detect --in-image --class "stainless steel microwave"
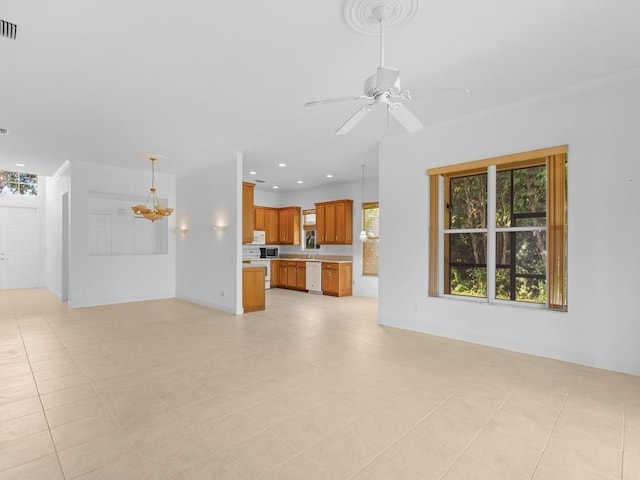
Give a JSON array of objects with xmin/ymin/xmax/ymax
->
[{"xmin": 260, "ymin": 247, "xmax": 278, "ymax": 258}]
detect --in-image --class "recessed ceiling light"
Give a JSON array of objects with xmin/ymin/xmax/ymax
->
[
  {"xmin": 326, "ymin": 174, "xmax": 333, "ymax": 178},
  {"xmin": 15, "ymin": 163, "xmax": 25, "ymax": 167},
  {"xmin": 297, "ymin": 180, "xmax": 303, "ymax": 184},
  {"xmin": 278, "ymin": 163, "xmax": 286, "ymax": 167},
  {"xmin": 272, "ymin": 185, "xmax": 279, "ymax": 189},
  {"xmin": 249, "ymin": 171, "xmax": 257, "ymax": 175}
]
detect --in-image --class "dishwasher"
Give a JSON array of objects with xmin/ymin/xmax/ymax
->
[{"xmin": 306, "ymin": 261, "xmax": 322, "ymax": 294}]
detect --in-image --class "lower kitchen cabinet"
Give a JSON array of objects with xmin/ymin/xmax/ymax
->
[
  {"xmin": 243, "ymin": 266, "xmax": 265, "ymax": 312},
  {"xmin": 295, "ymin": 262, "xmax": 307, "ymax": 289},
  {"xmin": 270, "ymin": 260, "xmax": 279, "ymax": 287},
  {"xmin": 321, "ymin": 262, "xmax": 352, "ymax": 297},
  {"xmin": 277, "ymin": 260, "xmax": 307, "ymax": 291},
  {"xmin": 273, "ymin": 259, "xmax": 352, "ymax": 296}
]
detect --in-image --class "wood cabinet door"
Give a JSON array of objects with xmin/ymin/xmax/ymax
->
[
  {"xmin": 265, "ymin": 209, "xmax": 279, "ymax": 245},
  {"xmin": 279, "ymin": 264, "xmax": 288, "ymax": 286},
  {"xmin": 278, "ymin": 209, "xmax": 291, "ymax": 244},
  {"xmin": 321, "ymin": 267, "xmax": 331, "ymax": 293},
  {"xmin": 296, "ymin": 263, "xmax": 306, "ymax": 289},
  {"xmin": 243, "ymin": 267, "xmax": 265, "ymax": 312},
  {"xmin": 287, "ymin": 262, "xmax": 297, "ymax": 287},
  {"xmin": 242, "ymin": 183, "xmax": 255, "ymax": 244},
  {"xmin": 325, "ymin": 203, "xmax": 336, "ymax": 244},
  {"xmin": 334, "ymin": 201, "xmax": 352, "ymax": 244},
  {"xmin": 270, "ymin": 260, "xmax": 279, "ymax": 287},
  {"xmin": 254, "ymin": 207, "xmax": 265, "ymax": 231},
  {"xmin": 316, "ymin": 204, "xmax": 326, "ymax": 244},
  {"xmin": 322, "ymin": 264, "xmax": 339, "ymax": 294}
]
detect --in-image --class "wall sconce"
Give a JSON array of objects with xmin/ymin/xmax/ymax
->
[
  {"xmin": 211, "ymin": 224, "xmax": 228, "ymax": 232},
  {"xmin": 177, "ymin": 227, "xmax": 189, "ymax": 234}
]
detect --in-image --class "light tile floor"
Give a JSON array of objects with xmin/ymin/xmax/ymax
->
[{"xmin": 0, "ymin": 288, "xmax": 639, "ymax": 479}]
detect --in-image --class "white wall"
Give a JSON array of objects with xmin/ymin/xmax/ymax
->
[
  {"xmin": 175, "ymin": 158, "xmax": 242, "ymax": 314},
  {"xmin": 44, "ymin": 161, "xmax": 71, "ymax": 298},
  {"xmin": 67, "ymin": 161, "xmax": 176, "ymax": 307},
  {"xmin": 278, "ymin": 178, "xmax": 379, "ymax": 298},
  {"xmin": 254, "ymin": 189, "xmax": 281, "ymax": 207},
  {"xmin": 379, "ymin": 71, "xmax": 640, "ymax": 375}
]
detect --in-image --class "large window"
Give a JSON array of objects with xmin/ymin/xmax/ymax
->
[
  {"xmin": 362, "ymin": 202, "xmax": 379, "ymax": 276},
  {"xmin": 0, "ymin": 170, "xmax": 38, "ymax": 196},
  {"xmin": 428, "ymin": 146, "xmax": 567, "ymax": 310}
]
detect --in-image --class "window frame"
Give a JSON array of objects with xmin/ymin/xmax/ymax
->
[
  {"xmin": 0, "ymin": 170, "xmax": 39, "ymax": 196},
  {"xmin": 427, "ymin": 146, "xmax": 567, "ymax": 311},
  {"xmin": 362, "ymin": 201, "xmax": 379, "ymax": 276}
]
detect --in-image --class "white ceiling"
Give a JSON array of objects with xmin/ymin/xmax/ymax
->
[{"xmin": 2, "ymin": 0, "xmax": 640, "ymax": 192}]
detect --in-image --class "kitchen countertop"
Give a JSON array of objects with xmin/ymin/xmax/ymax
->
[
  {"xmin": 276, "ymin": 258, "xmax": 352, "ymax": 264},
  {"xmin": 278, "ymin": 254, "xmax": 352, "ymax": 262}
]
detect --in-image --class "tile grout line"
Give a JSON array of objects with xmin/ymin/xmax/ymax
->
[
  {"xmin": 526, "ymin": 378, "xmax": 571, "ymax": 480},
  {"xmin": 435, "ymin": 389, "xmax": 513, "ymax": 480},
  {"xmin": 345, "ymin": 392, "xmax": 454, "ymax": 480},
  {"xmin": 8, "ymin": 292, "xmax": 67, "ymax": 479},
  {"xmin": 254, "ymin": 371, "xmax": 435, "ymax": 479},
  {"xmin": 28, "ymin": 291, "xmax": 158, "ymax": 480}
]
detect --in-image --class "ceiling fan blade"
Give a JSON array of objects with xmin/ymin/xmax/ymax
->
[
  {"xmin": 305, "ymin": 96, "xmax": 369, "ymax": 107},
  {"xmin": 389, "ymin": 103, "xmax": 423, "ymax": 133},
  {"xmin": 376, "ymin": 67, "xmax": 400, "ymax": 90},
  {"xmin": 336, "ymin": 104, "xmax": 374, "ymax": 135}
]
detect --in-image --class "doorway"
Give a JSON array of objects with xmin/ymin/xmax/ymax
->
[{"xmin": 0, "ymin": 206, "xmax": 39, "ymax": 289}]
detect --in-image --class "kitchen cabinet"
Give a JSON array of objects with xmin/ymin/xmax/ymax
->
[
  {"xmin": 277, "ymin": 260, "xmax": 306, "ymax": 291},
  {"xmin": 242, "ymin": 182, "xmax": 255, "ymax": 244},
  {"xmin": 321, "ymin": 262, "xmax": 352, "ymax": 297},
  {"xmin": 254, "ymin": 206, "xmax": 265, "ymax": 231},
  {"xmin": 279, "ymin": 261, "xmax": 288, "ymax": 288},
  {"xmin": 254, "ymin": 206, "xmax": 280, "ymax": 245},
  {"xmin": 315, "ymin": 200, "xmax": 353, "ymax": 245},
  {"xmin": 265, "ymin": 208, "xmax": 279, "ymax": 245},
  {"xmin": 243, "ymin": 266, "xmax": 265, "ymax": 312},
  {"xmin": 287, "ymin": 261, "xmax": 297, "ymax": 287},
  {"xmin": 270, "ymin": 259, "xmax": 279, "ymax": 287},
  {"xmin": 295, "ymin": 262, "xmax": 307, "ymax": 290},
  {"xmin": 278, "ymin": 207, "xmax": 301, "ymax": 245}
]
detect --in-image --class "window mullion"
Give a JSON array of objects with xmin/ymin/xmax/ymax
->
[{"xmin": 487, "ymin": 165, "xmax": 497, "ymax": 302}]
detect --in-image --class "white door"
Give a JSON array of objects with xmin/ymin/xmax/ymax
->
[{"xmin": 0, "ymin": 206, "xmax": 39, "ymax": 289}]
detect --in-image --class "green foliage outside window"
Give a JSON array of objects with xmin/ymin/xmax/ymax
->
[
  {"xmin": 448, "ymin": 165, "xmax": 546, "ymax": 303},
  {"xmin": 0, "ymin": 170, "xmax": 38, "ymax": 196}
]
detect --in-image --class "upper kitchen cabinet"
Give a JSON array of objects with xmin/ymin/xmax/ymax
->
[
  {"xmin": 278, "ymin": 206, "xmax": 301, "ymax": 245},
  {"xmin": 255, "ymin": 206, "xmax": 279, "ymax": 245},
  {"xmin": 315, "ymin": 199, "xmax": 353, "ymax": 245},
  {"xmin": 242, "ymin": 182, "xmax": 255, "ymax": 244},
  {"xmin": 254, "ymin": 206, "xmax": 265, "ymax": 231}
]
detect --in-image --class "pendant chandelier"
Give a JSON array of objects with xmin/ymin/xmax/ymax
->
[
  {"xmin": 359, "ymin": 164, "xmax": 367, "ymax": 242},
  {"xmin": 131, "ymin": 154, "xmax": 174, "ymax": 222}
]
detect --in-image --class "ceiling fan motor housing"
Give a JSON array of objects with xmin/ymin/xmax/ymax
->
[{"xmin": 364, "ymin": 67, "xmax": 401, "ymax": 97}]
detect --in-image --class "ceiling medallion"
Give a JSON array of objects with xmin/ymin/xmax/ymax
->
[
  {"xmin": 343, "ymin": 0, "xmax": 419, "ymax": 35},
  {"xmin": 131, "ymin": 153, "xmax": 174, "ymax": 222}
]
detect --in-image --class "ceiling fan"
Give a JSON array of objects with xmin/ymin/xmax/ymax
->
[{"xmin": 305, "ymin": 3, "xmax": 469, "ymax": 136}]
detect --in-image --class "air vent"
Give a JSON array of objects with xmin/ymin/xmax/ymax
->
[
  {"xmin": 0, "ymin": 128, "xmax": 8, "ymax": 135},
  {"xmin": 1, "ymin": 20, "xmax": 17, "ymax": 39},
  {"xmin": 254, "ymin": 179, "xmax": 266, "ymax": 183}
]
